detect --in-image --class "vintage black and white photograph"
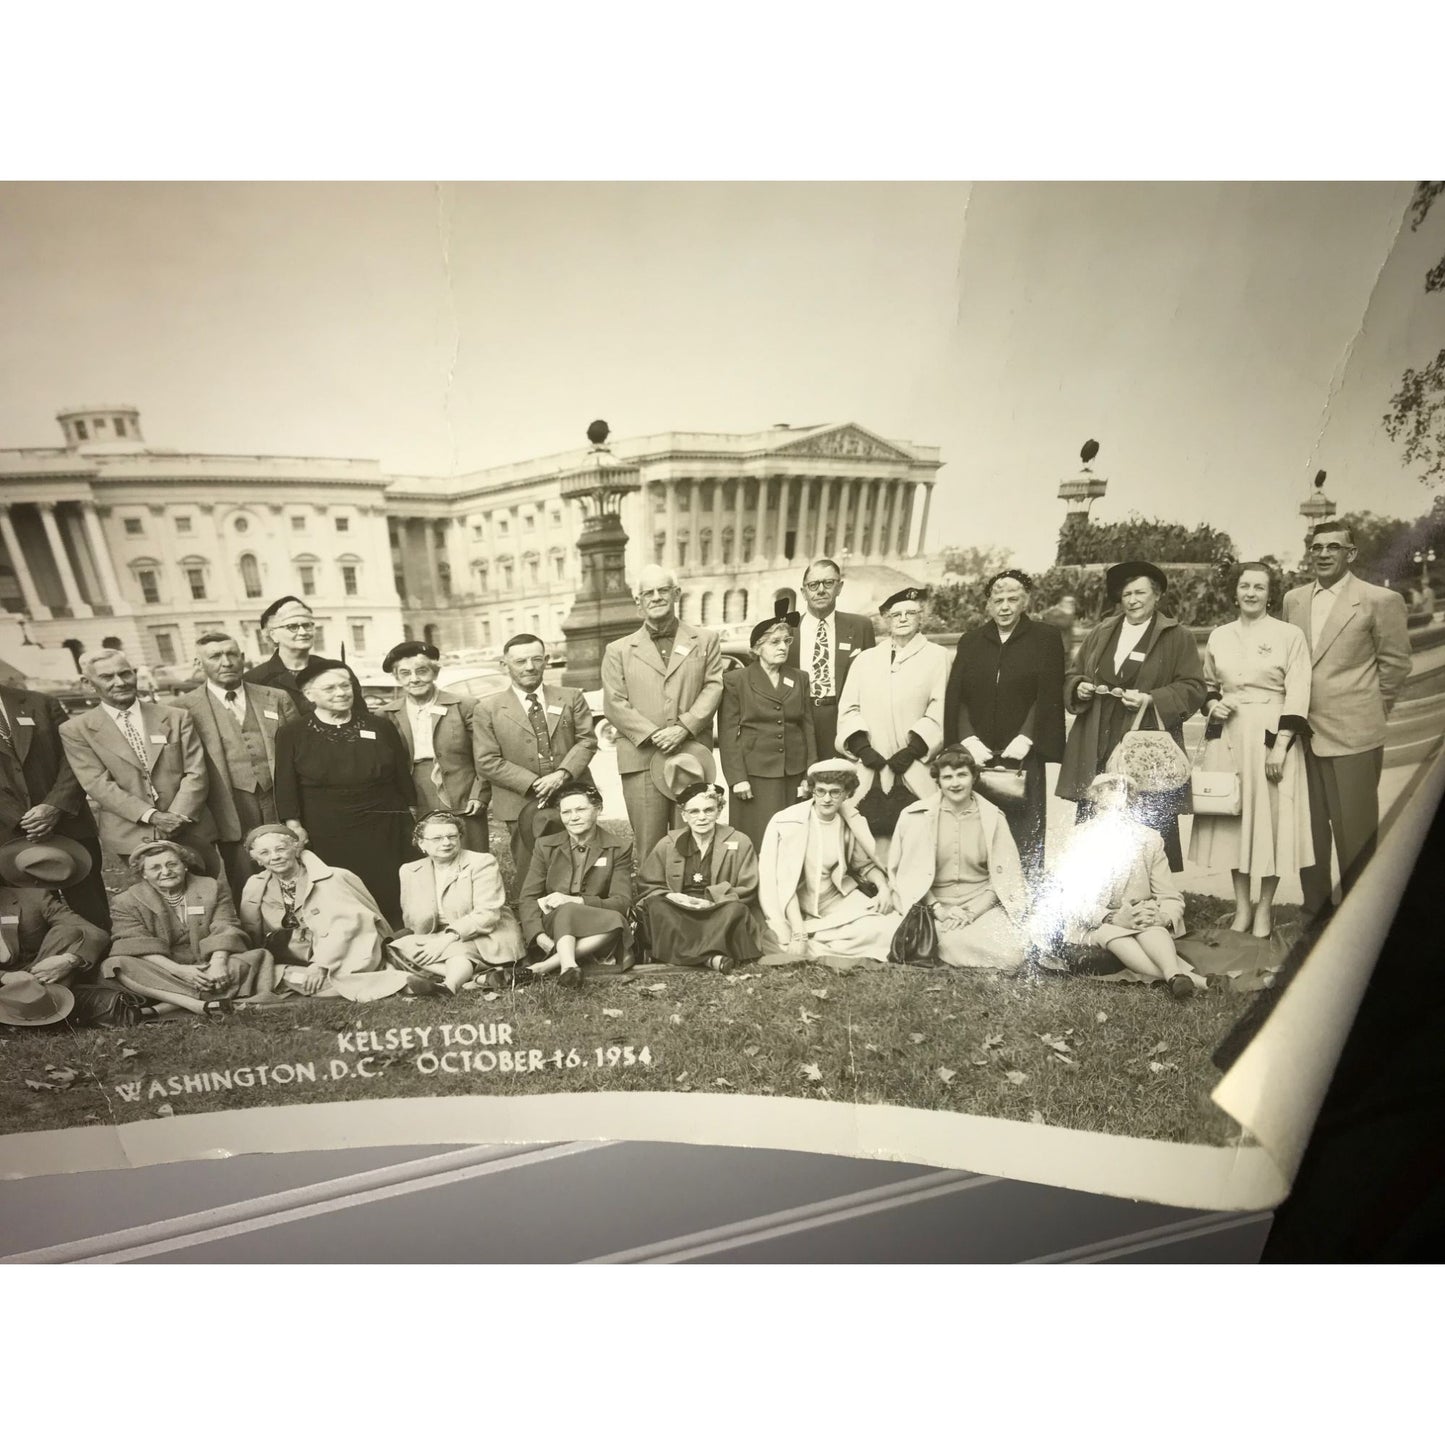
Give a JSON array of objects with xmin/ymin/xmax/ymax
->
[{"xmin": 2, "ymin": 181, "xmax": 1442, "ymax": 1204}]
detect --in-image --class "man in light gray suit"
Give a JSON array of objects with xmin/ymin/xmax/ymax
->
[
  {"xmin": 59, "ymin": 648, "xmax": 220, "ymax": 874},
  {"xmin": 472, "ymin": 633, "xmax": 598, "ymax": 880},
  {"xmin": 175, "ymin": 631, "xmax": 300, "ymax": 898},
  {"xmin": 601, "ymin": 565, "xmax": 725, "ymax": 864},
  {"xmin": 1283, "ymin": 521, "xmax": 1411, "ymax": 918}
]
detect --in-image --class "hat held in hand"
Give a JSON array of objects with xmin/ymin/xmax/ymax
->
[
  {"xmin": 0, "ymin": 835, "xmax": 94, "ymax": 888},
  {"xmin": 650, "ymin": 739, "xmax": 717, "ymax": 801},
  {"xmin": 0, "ymin": 972, "xmax": 75, "ymax": 1027}
]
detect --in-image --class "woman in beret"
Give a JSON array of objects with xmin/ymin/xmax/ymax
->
[
  {"xmin": 243, "ymin": 595, "xmax": 364, "ymax": 710},
  {"xmin": 273, "ymin": 665, "xmax": 416, "ymax": 926},
  {"xmin": 1055, "ymin": 561, "xmax": 1207, "ymax": 871},
  {"xmin": 718, "ymin": 602, "xmax": 817, "ymax": 853},
  {"xmin": 636, "ymin": 781, "xmax": 762, "ymax": 973},
  {"xmin": 375, "ymin": 640, "xmax": 490, "ymax": 854}
]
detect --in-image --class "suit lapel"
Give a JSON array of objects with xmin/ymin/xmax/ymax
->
[
  {"xmin": 1314, "ymin": 577, "xmax": 1359, "ymax": 662},
  {"xmin": 4, "ymin": 689, "xmax": 35, "ymax": 765},
  {"xmin": 630, "ymin": 630, "xmax": 666, "ymax": 678},
  {"xmin": 244, "ymin": 684, "xmax": 281, "ymax": 769},
  {"xmin": 663, "ymin": 625, "xmax": 694, "ymax": 681}
]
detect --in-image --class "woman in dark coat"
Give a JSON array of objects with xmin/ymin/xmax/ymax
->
[
  {"xmin": 636, "ymin": 781, "xmax": 763, "ymax": 972},
  {"xmin": 944, "ymin": 568, "xmax": 1066, "ymax": 881},
  {"xmin": 274, "ymin": 665, "xmax": 416, "ymax": 927},
  {"xmin": 1055, "ymin": 561, "xmax": 1207, "ymax": 871},
  {"xmin": 718, "ymin": 603, "xmax": 817, "ymax": 852}
]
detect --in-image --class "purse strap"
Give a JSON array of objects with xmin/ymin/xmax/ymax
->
[{"xmin": 1126, "ymin": 697, "xmax": 1163, "ymax": 733}]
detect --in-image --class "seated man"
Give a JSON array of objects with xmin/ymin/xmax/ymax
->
[
  {"xmin": 758, "ymin": 761, "xmax": 900, "ymax": 961},
  {"xmin": 0, "ymin": 837, "xmax": 109, "ymax": 987}
]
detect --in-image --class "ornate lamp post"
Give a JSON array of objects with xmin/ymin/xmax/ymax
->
[
  {"xmin": 559, "ymin": 420, "xmax": 642, "ymax": 690},
  {"xmin": 1057, "ymin": 438, "xmax": 1108, "ymax": 535},
  {"xmin": 1413, "ymin": 547, "xmax": 1436, "ymax": 596},
  {"xmin": 1299, "ymin": 468, "xmax": 1337, "ymax": 558}
]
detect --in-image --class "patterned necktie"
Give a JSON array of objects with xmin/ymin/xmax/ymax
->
[
  {"xmin": 116, "ymin": 708, "xmax": 160, "ymax": 803},
  {"xmin": 224, "ymin": 688, "xmax": 241, "ymax": 716},
  {"xmin": 811, "ymin": 618, "xmax": 832, "ymax": 698},
  {"xmin": 0, "ymin": 707, "xmax": 13, "ymax": 754},
  {"xmin": 526, "ymin": 693, "xmax": 555, "ymax": 770}
]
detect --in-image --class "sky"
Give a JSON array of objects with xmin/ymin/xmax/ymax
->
[{"xmin": 2, "ymin": 181, "xmax": 1441, "ymax": 570}]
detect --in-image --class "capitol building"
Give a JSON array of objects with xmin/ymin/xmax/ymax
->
[{"xmin": 0, "ymin": 405, "xmax": 941, "ymax": 675}]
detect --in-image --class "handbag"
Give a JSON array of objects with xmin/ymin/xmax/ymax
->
[
  {"xmin": 974, "ymin": 761, "xmax": 1027, "ymax": 811},
  {"xmin": 888, "ymin": 900, "xmax": 940, "ymax": 968},
  {"xmin": 856, "ymin": 772, "xmax": 917, "ymax": 838},
  {"xmin": 1190, "ymin": 734, "xmax": 1242, "ymax": 816},
  {"xmin": 1105, "ymin": 699, "xmax": 1192, "ymax": 794}
]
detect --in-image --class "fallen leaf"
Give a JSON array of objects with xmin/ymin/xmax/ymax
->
[
  {"xmin": 798, "ymin": 1062, "xmax": 823, "ymax": 1082},
  {"xmin": 642, "ymin": 984, "xmax": 667, "ymax": 995},
  {"xmin": 1149, "ymin": 1041, "xmax": 1169, "ymax": 1056},
  {"xmin": 675, "ymin": 1071, "xmax": 689, "ymax": 1083},
  {"xmin": 1029, "ymin": 1111, "xmax": 1046, "ymax": 1126},
  {"xmin": 743, "ymin": 1044, "xmax": 761, "ymax": 1057},
  {"xmin": 1095, "ymin": 1011, "xmax": 1108, "ymax": 1024},
  {"xmin": 982, "ymin": 1033, "xmax": 1004, "ymax": 1050},
  {"xmin": 909, "ymin": 1033, "xmax": 926, "ymax": 1045},
  {"xmin": 45, "ymin": 1065, "xmax": 79, "ymax": 1084},
  {"xmin": 863, "ymin": 1042, "xmax": 880, "ymax": 1053},
  {"xmin": 809, "ymin": 988, "xmax": 830, "ymax": 1000},
  {"xmin": 1038, "ymin": 1033, "xmax": 1072, "ymax": 1054},
  {"xmin": 1049, "ymin": 1052, "xmax": 1079, "ymax": 1068},
  {"xmin": 1004, "ymin": 1070, "xmax": 1029, "ymax": 1085},
  {"xmin": 924, "ymin": 985, "xmax": 944, "ymax": 994},
  {"xmin": 601, "ymin": 1008, "xmax": 623, "ymax": 1019},
  {"xmin": 669, "ymin": 1013, "xmax": 683, "ymax": 1025},
  {"xmin": 714, "ymin": 1078, "xmax": 734, "ymax": 1088},
  {"xmin": 119, "ymin": 1045, "xmax": 140, "ymax": 1059},
  {"xmin": 1148, "ymin": 1060, "xmax": 1178, "ymax": 1074},
  {"xmin": 482, "ymin": 991, "xmax": 500, "ymax": 1002},
  {"xmin": 936, "ymin": 1066, "xmax": 956, "ymax": 1084},
  {"xmin": 23, "ymin": 1079, "xmax": 56, "ymax": 1092}
]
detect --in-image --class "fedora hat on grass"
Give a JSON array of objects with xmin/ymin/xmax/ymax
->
[
  {"xmin": 0, "ymin": 835, "xmax": 94, "ymax": 889},
  {"xmin": 0, "ymin": 972, "xmax": 75, "ymax": 1027}
]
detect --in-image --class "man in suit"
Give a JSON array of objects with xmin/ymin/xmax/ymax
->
[
  {"xmin": 601, "ymin": 565, "xmax": 725, "ymax": 864},
  {"xmin": 243, "ymin": 595, "xmax": 362, "ymax": 710},
  {"xmin": 943, "ymin": 569, "xmax": 1066, "ymax": 880},
  {"xmin": 0, "ymin": 837, "xmax": 110, "ymax": 985},
  {"xmin": 175, "ymin": 631, "xmax": 300, "ymax": 898},
  {"xmin": 786, "ymin": 557, "xmax": 877, "ymax": 759},
  {"xmin": 0, "ymin": 681, "xmax": 110, "ymax": 929},
  {"xmin": 1283, "ymin": 521, "xmax": 1412, "ymax": 918},
  {"xmin": 472, "ymin": 633, "xmax": 598, "ymax": 880},
  {"xmin": 58, "ymin": 648, "xmax": 220, "ymax": 876}
]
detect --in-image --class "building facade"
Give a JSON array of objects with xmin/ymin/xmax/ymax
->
[{"xmin": 0, "ymin": 410, "xmax": 939, "ymax": 674}]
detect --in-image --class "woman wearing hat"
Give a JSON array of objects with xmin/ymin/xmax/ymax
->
[
  {"xmin": 0, "ymin": 835, "xmax": 109, "ymax": 991},
  {"xmin": 102, "ymin": 839, "xmax": 274, "ymax": 1018},
  {"xmin": 1056, "ymin": 561, "xmax": 1207, "ymax": 871},
  {"xmin": 239, "ymin": 823, "xmax": 413, "ymax": 1001},
  {"xmin": 636, "ymin": 781, "xmax": 762, "ymax": 973},
  {"xmin": 375, "ymin": 641, "xmax": 490, "ymax": 855},
  {"xmin": 759, "ymin": 761, "xmax": 899, "ymax": 961},
  {"xmin": 718, "ymin": 602, "xmax": 817, "ymax": 853},
  {"xmin": 244, "ymin": 595, "xmax": 364, "ymax": 710},
  {"xmin": 273, "ymin": 665, "xmax": 416, "ymax": 926},
  {"xmin": 517, "ymin": 782, "xmax": 634, "ymax": 989}
]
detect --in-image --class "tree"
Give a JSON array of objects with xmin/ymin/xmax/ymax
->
[
  {"xmin": 1383, "ymin": 182, "xmax": 1445, "ymax": 486},
  {"xmin": 1055, "ymin": 514, "xmax": 1236, "ymax": 567}
]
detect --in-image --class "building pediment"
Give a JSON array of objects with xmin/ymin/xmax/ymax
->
[{"xmin": 772, "ymin": 424, "xmax": 913, "ymax": 463}]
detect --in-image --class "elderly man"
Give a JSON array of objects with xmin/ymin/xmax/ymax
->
[
  {"xmin": 243, "ymin": 595, "xmax": 363, "ymax": 709},
  {"xmin": 59, "ymin": 648, "xmax": 220, "ymax": 875},
  {"xmin": 601, "ymin": 565, "xmax": 725, "ymax": 864},
  {"xmin": 836, "ymin": 587, "xmax": 949, "ymax": 857},
  {"xmin": 943, "ymin": 569, "xmax": 1066, "ymax": 880},
  {"xmin": 1283, "ymin": 521, "xmax": 1412, "ymax": 919},
  {"xmin": 175, "ymin": 631, "xmax": 300, "ymax": 898},
  {"xmin": 472, "ymin": 632, "xmax": 598, "ymax": 880},
  {"xmin": 786, "ymin": 556, "xmax": 877, "ymax": 760},
  {"xmin": 0, "ymin": 836, "xmax": 109, "ymax": 986},
  {"xmin": 0, "ymin": 679, "xmax": 110, "ymax": 929}
]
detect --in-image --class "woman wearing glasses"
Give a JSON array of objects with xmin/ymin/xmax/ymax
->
[{"xmin": 244, "ymin": 596, "xmax": 364, "ymax": 711}]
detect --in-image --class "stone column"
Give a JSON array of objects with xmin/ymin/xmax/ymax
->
[
  {"xmin": 894, "ymin": 482, "xmax": 916, "ymax": 558},
  {"xmin": 80, "ymin": 501, "xmax": 129, "ymax": 612},
  {"xmin": 0, "ymin": 505, "xmax": 50, "ymax": 618},
  {"xmin": 875, "ymin": 482, "xmax": 895, "ymax": 560},
  {"xmin": 38, "ymin": 502, "xmax": 91, "ymax": 617},
  {"xmin": 916, "ymin": 484, "xmax": 934, "ymax": 554},
  {"xmin": 799, "ymin": 476, "xmax": 820, "ymax": 563},
  {"xmin": 665, "ymin": 479, "xmax": 680, "ymax": 572},
  {"xmin": 837, "ymin": 478, "xmax": 856, "ymax": 561},
  {"xmin": 772, "ymin": 476, "xmax": 790, "ymax": 566},
  {"xmin": 731, "ymin": 477, "xmax": 747, "ymax": 567}
]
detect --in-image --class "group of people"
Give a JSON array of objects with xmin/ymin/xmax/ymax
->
[{"xmin": 0, "ymin": 519, "xmax": 1413, "ymax": 1028}]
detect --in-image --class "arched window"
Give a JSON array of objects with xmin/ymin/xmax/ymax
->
[
  {"xmin": 700, "ymin": 591, "xmax": 716, "ymax": 623},
  {"xmin": 723, "ymin": 588, "xmax": 744, "ymax": 624},
  {"xmin": 293, "ymin": 553, "xmax": 320, "ymax": 598},
  {"xmin": 179, "ymin": 555, "xmax": 209, "ymax": 602},
  {"xmin": 773, "ymin": 586, "xmax": 796, "ymax": 612},
  {"xmin": 737, "ymin": 588, "xmax": 748, "ymax": 618},
  {"xmin": 239, "ymin": 553, "xmax": 263, "ymax": 600}
]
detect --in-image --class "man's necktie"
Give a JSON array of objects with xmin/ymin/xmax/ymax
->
[
  {"xmin": 526, "ymin": 693, "xmax": 555, "ymax": 770},
  {"xmin": 117, "ymin": 711, "xmax": 160, "ymax": 803},
  {"xmin": 224, "ymin": 689, "xmax": 243, "ymax": 721},
  {"xmin": 811, "ymin": 620, "xmax": 832, "ymax": 698},
  {"xmin": 0, "ymin": 708, "xmax": 14, "ymax": 754}
]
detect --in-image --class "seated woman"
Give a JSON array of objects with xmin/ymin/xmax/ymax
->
[
  {"xmin": 1032, "ymin": 773, "xmax": 1207, "ymax": 999},
  {"xmin": 238, "ymin": 823, "xmax": 414, "ymax": 1001},
  {"xmin": 636, "ymin": 781, "xmax": 763, "ymax": 973},
  {"xmin": 758, "ymin": 761, "xmax": 900, "ymax": 961},
  {"xmin": 103, "ymin": 840, "xmax": 273, "ymax": 1019},
  {"xmin": 517, "ymin": 782, "xmax": 633, "ymax": 989},
  {"xmin": 889, "ymin": 745, "xmax": 1031, "ymax": 973},
  {"xmin": 391, "ymin": 811, "xmax": 524, "ymax": 993}
]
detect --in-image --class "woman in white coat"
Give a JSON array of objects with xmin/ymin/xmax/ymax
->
[{"xmin": 889, "ymin": 745, "xmax": 1031, "ymax": 972}]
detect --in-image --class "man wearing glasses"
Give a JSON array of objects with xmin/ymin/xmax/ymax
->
[
  {"xmin": 1283, "ymin": 522, "xmax": 1410, "ymax": 919},
  {"xmin": 786, "ymin": 558, "xmax": 876, "ymax": 760},
  {"xmin": 244, "ymin": 596, "xmax": 364, "ymax": 711}
]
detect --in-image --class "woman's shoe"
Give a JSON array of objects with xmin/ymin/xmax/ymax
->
[
  {"xmin": 1168, "ymin": 973, "xmax": 1197, "ymax": 1000},
  {"xmin": 705, "ymin": 954, "xmax": 735, "ymax": 974},
  {"xmin": 202, "ymin": 998, "xmax": 235, "ymax": 1017},
  {"xmin": 557, "ymin": 966, "xmax": 583, "ymax": 990}
]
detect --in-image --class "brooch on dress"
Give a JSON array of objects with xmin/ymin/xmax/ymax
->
[{"xmin": 691, "ymin": 871, "xmax": 705, "ymax": 884}]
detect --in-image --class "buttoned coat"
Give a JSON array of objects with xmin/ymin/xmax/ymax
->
[
  {"xmin": 242, "ymin": 651, "xmax": 364, "ymax": 711},
  {"xmin": 835, "ymin": 633, "xmax": 950, "ymax": 798},
  {"xmin": 601, "ymin": 623, "xmax": 725, "ymax": 774},
  {"xmin": 944, "ymin": 615, "xmax": 1067, "ymax": 761},
  {"xmin": 717, "ymin": 662, "xmax": 817, "ymax": 784},
  {"xmin": 60, "ymin": 701, "xmax": 218, "ymax": 857},
  {"xmin": 0, "ymin": 885, "xmax": 108, "ymax": 974},
  {"xmin": 240, "ymin": 852, "xmax": 391, "ymax": 969},
  {"xmin": 637, "ymin": 823, "xmax": 760, "ymax": 904},
  {"xmin": 757, "ymin": 800, "xmax": 889, "ymax": 943},
  {"xmin": 375, "ymin": 688, "xmax": 490, "ymax": 814},
  {"xmin": 174, "ymin": 681, "xmax": 299, "ymax": 842},
  {"xmin": 888, "ymin": 793, "xmax": 1030, "ymax": 923},
  {"xmin": 1282, "ymin": 573, "xmax": 1412, "ymax": 756},
  {"xmin": 398, "ymin": 850, "xmax": 522, "ymax": 958},
  {"xmin": 471, "ymin": 683, "xmax": 598, "ymax": 822},
  {"xmin": 107, "ymin": 873, "xmax": 251, "ymax": 961},
  {"xmin": 0, "ymin": 685, "xmax": 99, "ymax": 843},
  {"xmin": 517, "ymin": 826, "xmax": 634, "ymax": 942},
  {"xmin": 784, "ymin": 609, "xmax": 877, "ymax": 695}
]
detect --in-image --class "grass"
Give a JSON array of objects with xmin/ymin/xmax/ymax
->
[{"xmin": 0, "ymin": 817, "xmax": 1269, "ymax": 1147}]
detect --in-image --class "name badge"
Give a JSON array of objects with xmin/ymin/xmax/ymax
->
[
  {"xmin": 725, "ymin": 840, "xmax": 738, "ymax": 850},
  {"xmin": 839, "ymin": 643, "xmax": 853, "ymax": 653},
  {"xmin": 1, "ymin": 915, "xmax": 17, "ymax": 925},
  {"xmin": 782, "ymin": 676, "xmax": 795, "ymax": 688},
  {"xmin": 17, "ymin": 716, "xmax": 35, "ymax": 727},
  {"xmin": 264, "ymin": 710, "xmax": 279, "ymax": 720},
  {"xmin": 1128, "ymin": 651, "xmax": 1146, "ymax": 662},
  {"xmin": 187, "ymin": 906, "xmax": 205, "ymax": 915},
  {"xmin": 149, "ymin": 734, "xmax": 167, "ymax": 744},
  {"xmin": 359, "ymin": 729, "xmax": 377, "ymax": 740},
  {"xmin": 547, "ymin": 705, "xmax": 562, "ymax": 715},
  {"xmin": 674, "ymin": 644, "xmax": 691, "ymax": 657},
  {"xmin": 427, "ymin": 705, "xmax": 449, "ymax": 716},
  {"xmin": 592, "ymin": 857, "xmax": 608, "ymax": 869}
]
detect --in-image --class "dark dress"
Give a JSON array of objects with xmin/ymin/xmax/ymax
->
[
  {"xmin": 717, "ymin": 662, "xmax": 817, "ymax": 853},
  {"xmin": 273, "ymin": 711, "xmax": 416, "ymax": 926},
  {"xmin": 637, "ymin": 824, "xmax": 763, "ymax": 968}
]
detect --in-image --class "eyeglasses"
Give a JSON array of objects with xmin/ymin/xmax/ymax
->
[
  {"xmin": 803, "ymin": 578, "xmax": 841, "ymax": 592},
  {"xmin": 1308, "ymin": 544, "xmax": 1349, "ymax": 555},
  {"xmin": 890, "ymin": 609, "xmax": 923, "ymax": 620},
  {"xmin": 273, "ymin": 621, "xmax": 316, "ymax": 633},
  {"xmin": 638, "ymin": 588, "xmax": 675, "ymax": 599}
]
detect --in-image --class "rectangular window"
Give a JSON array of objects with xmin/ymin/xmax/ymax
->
[
  {"xmin": 154, "ymin": 632, "xmax": 177, "ymax": 665},
  {"xmin": 472, "ymin": 524, "xmax": 484, "ymax": 540},
  {"xmin": 351, "ymin": 623, "xmax": 366, "ymax": 652},
  {"xmin": 549, "ymin": 509, "xmax": 562, "ymax": 527},
  {"xmin": 95, "ymin": 417, "xmax": 108, "ymax": 431},
  {"xmin": 480, "ymin": 619, "xmax": 492, "ymax": 647},
  {"xmin": 528, "ymin": 559, "xmax": 539, "ymax": 584},
  {"xmin": 335, "ymin": 516, "xmax": 350, "ymax": 533},
  {"xmin": 124, "ymin": 517, "xmax": 143, "ymax": 536},
  {"xmin": 342, "ymin": 564, "xmax": 359, "ymax": 596},
  {"xmin": 553, "ymin": 555, "xmax": 565, "ymax": 580},
  {"xmin": 113, "ymin": 417, "xmax": 127, "ymax": 437},
  {"xmin": 138, "ymin": 569, "xmax": 160, "ymax": 605},
  {"xmin": 186, "ymin": 568, "xmax": 207, "ymax": 601},
  {"xmin": 313, "ymin": 626, "xmax": 327, "ymax": 652},
  {"xmin": 524, "ymin": 513, "xmax": 535, "ymax": 531},
  {"xmin": 530, "ymin": 613, "xmax": 541, "ymax": 633},
  {"xmin": 497, "ymin": 518, "xmax": 509, "ymax": 537},
  {"xmin": 291, "ymin": 515, "xmax": 305, "ymax": 532},
  {"xmin": 175, "ymin": 516, "xmax": 192, "ymax": 534},
  {"xmin": 299, "ymin": 565, "xmax": 316, "ymax": 597},
  {"xmin": 75, "ymin": 420, "xmax": 88, "ymax": 440}
]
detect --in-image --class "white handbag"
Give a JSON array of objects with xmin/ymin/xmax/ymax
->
[{"xmin": 1190, "ymin": 734, "xmax": 1242, "ymax": 817}]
